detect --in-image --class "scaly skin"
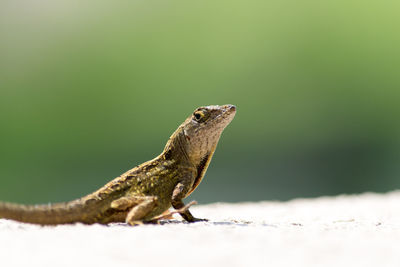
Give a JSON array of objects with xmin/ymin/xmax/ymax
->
[{"xmin": 0, "ymin": 105, "xmax": 236, "ymax": 225}]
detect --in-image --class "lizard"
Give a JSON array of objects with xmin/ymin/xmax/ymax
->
[{"xmin": 0, "ymin": 104, "xmax": 236, "ymax": 226}]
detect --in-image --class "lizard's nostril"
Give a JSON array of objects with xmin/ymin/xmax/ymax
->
[{"xmin": 225, "ymin": 104, "xmax": 236, "ymax": 112}]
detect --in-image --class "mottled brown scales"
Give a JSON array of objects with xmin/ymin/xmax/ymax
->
[{"xmin": 0, "ymin": 105, "xmax": 236, "ymax": 226}]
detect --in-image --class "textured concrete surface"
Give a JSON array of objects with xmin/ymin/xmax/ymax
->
[{"xmin": 1, "ymin": 191, "xmax": 400, "ymax": 267}]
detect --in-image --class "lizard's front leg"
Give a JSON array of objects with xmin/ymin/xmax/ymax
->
[{"xmin": 171, "ymin": 182, "xmax": 208, "ymax": 222}]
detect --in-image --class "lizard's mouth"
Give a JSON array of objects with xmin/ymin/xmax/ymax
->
[{"xmin": 218, "ymin": 104, "xmax": 236, "ymax": 124}]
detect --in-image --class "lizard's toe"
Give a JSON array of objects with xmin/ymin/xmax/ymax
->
[{"xmin": 127, "ymin": 220, "xmax": 144, "ymax": 226}]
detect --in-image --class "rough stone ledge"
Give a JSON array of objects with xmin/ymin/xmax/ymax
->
[{"xmin": 1, "ymin": 191, "xmax": 400, "ymax": 267}]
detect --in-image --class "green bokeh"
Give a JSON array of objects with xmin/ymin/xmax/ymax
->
[{"xmin": 1, "ymin": 1, "xmax": 399, "ymax": 204}]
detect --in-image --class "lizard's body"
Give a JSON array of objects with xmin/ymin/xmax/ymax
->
[{"xmin": 0, "ymin": 105, "xmax": 236, "ymax": 225}]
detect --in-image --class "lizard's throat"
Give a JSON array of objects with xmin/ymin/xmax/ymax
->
[{"xmin": 186, "ymin": 151, "xmax": 213, "ymax": 197}]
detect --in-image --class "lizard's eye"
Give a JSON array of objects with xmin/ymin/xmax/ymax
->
[{"xmin": 193, "ymin": 110, "xmax": 206, "ymax": 122}]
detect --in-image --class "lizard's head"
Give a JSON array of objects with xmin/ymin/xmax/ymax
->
[
  {"xmin": 162, "ymin": 104, "xmax": 236, "ymax": 197},
  {"xmin": 181, "ymin": 104, "xmax": 236, "ymax": 164}
]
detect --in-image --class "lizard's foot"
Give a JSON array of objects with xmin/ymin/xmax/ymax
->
[
  {"xmin": 127, "ymin": 220, "xmax": 144, "ymax": 226},
  {"xmin": 151, "ymin": 201, "xmax": 198, "ymax": 222}
]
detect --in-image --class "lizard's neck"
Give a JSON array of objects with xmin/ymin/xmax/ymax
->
[
  {"xmin": 162, "ymin": 127, "xmax": 192, "ymax": 165},
  {"xmin": 162, "ymin": 125, "xmax": 221, "ymax": 167}
]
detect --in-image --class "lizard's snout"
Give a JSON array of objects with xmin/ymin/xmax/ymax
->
[
  {"xmin": 224, "ymin": 104, "xmax": 236, "ymax": 112},
  {"xmin": 221, "ymin": 104, "xmax": 236, "ymax": 124}
]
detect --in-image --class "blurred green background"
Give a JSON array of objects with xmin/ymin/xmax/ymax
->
[{"xmin": 0, "ymin": 0, "xmax": 399, "ymax": 204}]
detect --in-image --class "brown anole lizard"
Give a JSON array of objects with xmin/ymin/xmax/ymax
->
[{"xmin": 0, "ymin": 104, "xmax": 236, "ymax": 225}]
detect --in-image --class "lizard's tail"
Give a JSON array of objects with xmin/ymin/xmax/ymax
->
[{"xmin": 0, "ymin": 200, "xmax": 89, "ymax": 225}]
